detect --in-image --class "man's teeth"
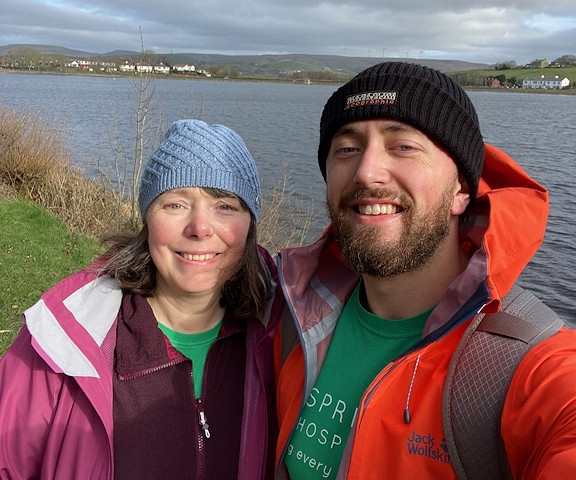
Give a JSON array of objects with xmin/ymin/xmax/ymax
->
[
  {"xmin": 181, "ymin": 253, "xmax": 217, "ymax": 261},
  {"xmin": 358, "ymin": 204, "xmax": 398, "ymax": 215}
]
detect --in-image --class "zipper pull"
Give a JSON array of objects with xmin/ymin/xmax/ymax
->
[{"xmin": 199, "ymin": 409, "xmax": 211, "ymax": 438}]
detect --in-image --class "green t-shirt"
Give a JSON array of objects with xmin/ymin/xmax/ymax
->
[
  {"xmin": 157, "ymin": 320, "xmax": 222, "ymax": 398},
  {"xmin": 284, "ymin": 282, "xmax": 431, "ymax": 480}
]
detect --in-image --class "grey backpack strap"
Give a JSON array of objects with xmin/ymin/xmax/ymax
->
[{"xmin": 442, "ymin": 285, "xmax": 564, "ymax": 480}]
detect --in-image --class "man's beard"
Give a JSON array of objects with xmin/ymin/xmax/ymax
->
[{"xmin": 327, "ymin": 185, "xmax": 455, "ymax": 278}]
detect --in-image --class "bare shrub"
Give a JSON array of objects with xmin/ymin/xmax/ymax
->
[
  {"xmin": 96, "ymin": 28, "xmax": 166, "ymax": 231},
  {"xmin": 0, "ymin": 107, "xmax": 133, "ymax": 238},
  {"xmin": 0, "ymin": 108, "xmax": 63, "ymax": 198},
  {"xmin": 258, "ymin": 170, "xmax": 318, "ymax": 254}
]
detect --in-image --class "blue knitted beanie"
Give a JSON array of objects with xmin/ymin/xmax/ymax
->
[{"xmin": 138, "ymin": 119, "xmax": 261, "ymax": 220}]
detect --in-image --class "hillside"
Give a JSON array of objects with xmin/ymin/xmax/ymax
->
[{"xmin": 0, "ymin": 43, "xmax": 488, "ymax": 77}]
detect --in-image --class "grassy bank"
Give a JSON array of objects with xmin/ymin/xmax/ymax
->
[
  {"xmin": 0, "ymin": 199, "xmax": 103, "ymax": 353},
  {"xmin": 0, "ymin": 107, "xmax": 120, "ymax": 354}
]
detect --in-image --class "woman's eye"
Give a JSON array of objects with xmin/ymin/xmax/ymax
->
[{"xmin": 218, "ymin": 203, "xmax": 239, "ymax": 212}]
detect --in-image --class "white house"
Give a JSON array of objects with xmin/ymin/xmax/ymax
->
[
  {"xmin": 120, "ymin": 64, "xmax": 135, "ymax": 73},
  {"xmin": 136, "ymin": 64, "xmax": 153, "ymax": 73},
  {"xmin": 173, "ymin": 63, "xmax": 196, "ymax": 73},
  {"xmin": 153, "ymin": 64, "xmax": 170, "ymax": 75},
  {"xmin": 522, "ymin": 75, "xmax": 571, "ymax": 89}
]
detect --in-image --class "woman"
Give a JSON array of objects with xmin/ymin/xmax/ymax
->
[{"xmin": 0, "ymin": 119, "xmax": 282, "ymax": 479}]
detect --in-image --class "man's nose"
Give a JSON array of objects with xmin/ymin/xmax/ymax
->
[{"xmin": 353, "ymin": 144, "xmax": 392, "ymax": 187}]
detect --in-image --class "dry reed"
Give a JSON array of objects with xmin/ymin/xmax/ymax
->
[{"xmin": 0, "ymin": 107, "xmax": 135, "ymax": 238}]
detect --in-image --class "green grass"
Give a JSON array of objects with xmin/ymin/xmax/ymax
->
[{"xmin": 0, "ymin": 199, "xmax": 103, "ymax": 355}]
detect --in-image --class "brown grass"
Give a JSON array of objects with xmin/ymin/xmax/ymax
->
[
  {"xmin": 0, "ymin": 108, "xmax": 136, "ymax": 238},
  {"xmin": 258, "ymin": 171, "xmax": 316, "ymax": 253}
]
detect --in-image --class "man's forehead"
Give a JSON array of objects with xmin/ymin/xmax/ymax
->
[
  {"xmin": 333, "ymin": 119, "xmax": 422, "ymax": 137},
  {"xmin": 330, "ymin": 118, "xmax": 454, "ymax": 161}
]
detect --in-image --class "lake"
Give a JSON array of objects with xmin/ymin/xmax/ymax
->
[{"xmin": 1, "ymin": 72, "xmax": 574, "ymax": 323}]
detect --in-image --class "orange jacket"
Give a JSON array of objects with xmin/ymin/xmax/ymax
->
[{"xmin": 275, "ymin": 144, "xmax": 576, "ymax": 479}]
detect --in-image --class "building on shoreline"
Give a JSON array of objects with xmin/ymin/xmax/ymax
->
[{"xmin": 522, "ymin": 75, "xmax": 571, "ymax": 89}]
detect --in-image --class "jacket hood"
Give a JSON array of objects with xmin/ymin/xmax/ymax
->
[
  {"xmin": 465, "ymin": 143, "xmax": 548, "ymax": 311},
  {"xmin": 278, "ymin": 143, "xmax": 549, "ymax": 334}
]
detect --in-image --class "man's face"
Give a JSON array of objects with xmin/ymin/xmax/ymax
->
[{"xmin": 325, "ymin": 118, "xmax": 469, "ymax": 277}]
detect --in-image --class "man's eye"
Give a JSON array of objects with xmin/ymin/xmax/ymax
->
[{"xmin": 336, "ymin": 147, "xmax": 357, "ymax": 154}]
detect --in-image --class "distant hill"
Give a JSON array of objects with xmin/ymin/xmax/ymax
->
[
  {"xmin": 163, "ymin": 52, "xmax": 488, "ymax": 76},
  {"xmin": 0, "ymin": 44, "xmax": 95, "ymax": 59},
  {"xmin": 0, "ymin": 43, "xmax": 489, "ymax": 77}
]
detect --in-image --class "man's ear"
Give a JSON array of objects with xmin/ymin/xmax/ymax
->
[{"xmin": 452, "ymin": 173, "xmax": 470, "ymax": 215}]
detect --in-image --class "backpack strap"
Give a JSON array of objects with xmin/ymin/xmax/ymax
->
[{"xmin": 442, "ymin": 285, "xmax": 565, "ymax": 480}]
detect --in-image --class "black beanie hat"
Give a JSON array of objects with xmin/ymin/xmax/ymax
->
[{"xmin": 318, "ymin": 62, "xmax": 484, "ymax": 201}]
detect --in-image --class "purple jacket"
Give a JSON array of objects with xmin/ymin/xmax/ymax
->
[{"xmin": 0, "ymin": 251, "xmax": 282, "ymax": 479}]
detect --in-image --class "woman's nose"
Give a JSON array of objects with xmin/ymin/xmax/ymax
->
[{"xmin": 184, "ymin": 211, "xmax": 214, "ymax": 238}]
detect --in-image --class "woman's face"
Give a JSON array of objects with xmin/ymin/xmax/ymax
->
[{"xmin": 146, "ymin": 187, "xmax": 251, "ymax": 299}]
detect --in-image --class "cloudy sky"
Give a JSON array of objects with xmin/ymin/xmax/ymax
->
[{"xmin": 2, "ymin": 0, "xmax": 575, "ymax": 65}]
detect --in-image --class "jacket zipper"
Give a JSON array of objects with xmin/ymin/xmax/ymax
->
[
  {"xmin": 351, "ymin": 308, "xmax": 486, "ymax": 453},
  {"xmin": 197, "ymin": 400, "xmax": 211, "ymax": 438},
  {"xmin": 404, "ymin": 354, "xmax": 421, "ymax": 424},
  {"xmin": 274, "ymin": 297, "xmax": 315, "ymax": 477},
  {"xmin": 116, "ymin": 321, "xmax": 245, "ymax": 478},
  {"xmin": 116, "ymin": 358, "xmax": 186, "ymax": 380},
  {"xmin": 194, "ymin": 396, "xmax": 209, "ymax": 479},
  {"xmin": 193, "ymin": 325, "xmax": 239, "ymax": 479},
  {"xmin": 117, "ymin": 355, "xmax": 212, "ymax": 477}
]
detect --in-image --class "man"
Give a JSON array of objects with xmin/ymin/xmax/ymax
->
[{"xmin": 274, "ymin": 62, "xmax": 576, "ymax": 479}]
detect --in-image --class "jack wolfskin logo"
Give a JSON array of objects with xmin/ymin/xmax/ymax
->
[{"xmin": 406, "ymin": 431, "xmax": 451, "ymax": 464}]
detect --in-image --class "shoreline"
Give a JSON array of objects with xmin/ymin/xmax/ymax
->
[
  {"xmin": 464, "ymin": 86, "xmax": 576, "ymax": 95},
  {"xmin": 0, "ymin": 68, "xmax": 343, "ymax": 86},
  {"xmin": 2, "ymin": 69, "xmax": 575, "ymax": 94}
]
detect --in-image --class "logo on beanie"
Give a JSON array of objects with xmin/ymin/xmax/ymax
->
[{"xmin": 345, "ymin": 91, "xmax": 397, "ymax": 110}]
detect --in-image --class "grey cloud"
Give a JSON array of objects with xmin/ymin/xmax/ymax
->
[{"xmin": 1, "ymin": 0, "xmax": 574, "ymax": 64}]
